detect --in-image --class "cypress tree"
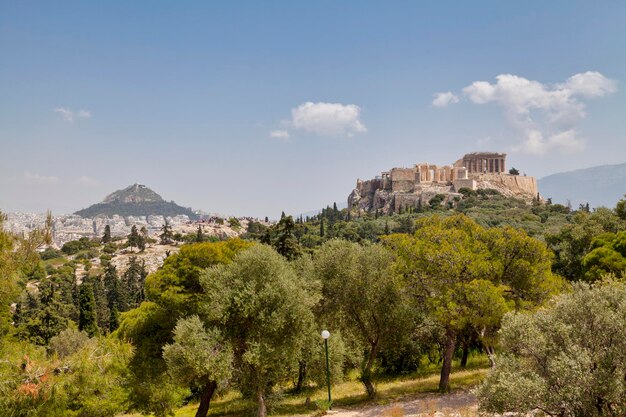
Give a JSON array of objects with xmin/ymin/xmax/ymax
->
[
  {"xmin": 320, "ymin": 219, "xmax": 325, "ymax": 237},
  {"xmin": 90, "ymin": 276, "xmax": 109, "ymax": 332},
  {"xmin": 128, "ymin": 225, "xmax": 140, "ymax": 249},
  {"xmin": 160, "ymin": 219, "xmax": 173, "ymax": 244},
  {"xmin": 196, "ymin": 225, "xmax": 204, "ymax": 242},
  {"xmin": 102, "ymin": 225, "xmax": 112, "ymax": 244},
  {"xmin": 109, "ymin": 307, "xmax": 120, "ymax": 332},
  {"xmin": 78, "ymin": 283, "xmax": 99, "ymax": 337}
]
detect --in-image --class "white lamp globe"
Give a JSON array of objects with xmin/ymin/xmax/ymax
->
[{"xmin": 321, "ymin": 330, "xmax": 330, "ymax": 339}]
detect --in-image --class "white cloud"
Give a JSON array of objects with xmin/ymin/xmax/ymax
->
[
  {"xmin": 442, "ymin": 71, "xmax": 617, "ymax": 155},
  {"xmin": 77, "ymin": 109, "xmax": 91, "ymax": 119},
  {"xmin": 24, "ymin": 171, "xmax": 60, "ymax": 185},
  {"xmin": 54, "ymin": 107, "xmax": 92, "ymax": 122},
  {"xmin": 269, "ymin": 130, "xmax": 290, "ymax": 140},
  {"xmin": 561, "ymin": 71, "xmax": 617, "ymax": 98},
  {"xmin": 75, "ymin": 175, "xmax": 97, "ymax": 186},
  {"xmin": 289, "ymin": 102, "xmax": 367, "ymax": 137},
  {"xmin": 432, "ymin": 91, "xmax": 460, "ymax": 107}
]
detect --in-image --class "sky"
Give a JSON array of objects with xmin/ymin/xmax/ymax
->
[{"xmin": 1, "ymin": 1, "xmax": 625, "ymax": 217}]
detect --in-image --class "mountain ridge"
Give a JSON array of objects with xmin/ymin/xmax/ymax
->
[{"xmin": 538, "ymin": 163, "xmax": 626, "ymax": 208}]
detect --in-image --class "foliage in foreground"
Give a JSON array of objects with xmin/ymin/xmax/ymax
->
[
  {"xmin": 0, "ymin": 331, "xmax": 132, "ymax": 417},
  {"xmin": 477, "ymin": 280, "xmax": 626, "ymax": 417}
]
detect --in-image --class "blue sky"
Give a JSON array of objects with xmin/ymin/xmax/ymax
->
[{"xmin": 1, "ymin": 1, "xmax": 625, "ymax": 217}]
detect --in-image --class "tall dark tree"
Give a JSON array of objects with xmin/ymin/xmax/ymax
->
[
  {"xmin": 78, "ymin": 283, "xmax": 99, "ymax": 337},
  {"xmin": 90, "ymin": 275, "xmax": 110, "ymax": 332},
  {"xmin": 269, "ymin": 215, "xmax": 302, "ymax": 260},
  {"xmin": 196, "ymin": 225, "xmax": 204, "ymax": 243},
  {"xmin": 319, "ymin": 219, "xmax": 325, "ymax": 237},
  {"xmin": 123, "ymin": 256, "xmax": 146, "ymax": 308},
  {"xmin": 160, "ymin": 219, "xmax": 174, "ymax": 244},
  {"xmin": 138, "ymin": 226, "xmax": 148, "ymax": 251},
  {"xmin": 102, "ymin": 225, "xmax": 112, "ymax": 244},
  {"xmin": 128, "ymin": 225, "xmax": 140, "ymax": 249},
  {"xmin": 104, "ymin": 263, "xmax": 127, "ymax": 316}
]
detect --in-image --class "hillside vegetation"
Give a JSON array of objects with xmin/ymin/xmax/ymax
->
[{"xmin": 1, "ymin": 192, "xmax": 625, "ymax": 417}]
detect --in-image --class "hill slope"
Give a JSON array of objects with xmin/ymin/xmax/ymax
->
[
  {"xmin": 75, "ymin": 184, "xmax": 197, "ymax": 218},
  {"xmin": 538, "ymin": 163, "xmax": 626, "ymax": 208}
]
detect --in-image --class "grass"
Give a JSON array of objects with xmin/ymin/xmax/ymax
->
[{"xmin": 121, "ymin": 355, "xmax": 489, "ymax": 417}]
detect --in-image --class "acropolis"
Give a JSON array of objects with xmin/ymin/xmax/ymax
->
[{"xmin": 348, "ymin": 152, "xmax": 539, "ymax": 214}]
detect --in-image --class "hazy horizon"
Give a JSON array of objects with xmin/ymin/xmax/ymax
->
[{"xmin": 2, "ymin": 2, "xmax": 625, "ymax": 217}]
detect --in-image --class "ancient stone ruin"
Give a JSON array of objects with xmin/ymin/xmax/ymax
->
[{"xmin": 348, "ymin": 152, "xmax": 539, "ymax": 214}]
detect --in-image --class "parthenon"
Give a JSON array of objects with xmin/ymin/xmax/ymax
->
[
  {"xmin": 456, "ymin": 152, "xmax": 506, "ymax": 174},
  {"xmin": 348, "ymin": 152, "xmax": 539, "ymax": 214}
]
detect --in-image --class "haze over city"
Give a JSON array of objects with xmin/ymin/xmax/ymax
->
[{"xmin": 1, "ymin": 1, "xmax": 625, "ymax": 217}]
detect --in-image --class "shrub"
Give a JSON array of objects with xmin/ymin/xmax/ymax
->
[{"xmin": 477, "ymin": 280, "xmax": 626, "ymax": 416}]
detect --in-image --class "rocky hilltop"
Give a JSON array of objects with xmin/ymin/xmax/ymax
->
[
  {"xmin": 75, "ymin": 184, "xmax": 197, "ymax": 219},
  {"xmin": 349, "ymin": 152, "xmax": 539, "ymax": 214}
]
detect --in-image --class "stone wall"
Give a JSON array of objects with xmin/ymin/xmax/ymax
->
[{"xmin": 390, "ymin": 168, "xmax": 416, "ymax": 192}]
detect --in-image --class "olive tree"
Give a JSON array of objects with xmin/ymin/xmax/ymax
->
[
  {"xmin": 163, "ymin": 316, "xmax": 232, "ymax": 417},
  {"xmin": 477, "ymin": 280, "xmax": 626, "ymax": 417},
  {"xmin": 200, "ymin": 245, "xmax": 317, "ymax": 417},
  {"xmin": 312, "ymin": 239, "xmax": 414, "ymax": 399}
]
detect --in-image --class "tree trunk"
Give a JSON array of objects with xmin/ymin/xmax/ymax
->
[
  {"xmin": 438, "ymin": 329, "xmax": 456, "ymax": 393},
  {"xmin": 295, "ymin": 360, "xmax": 306, "ymax": 392},
  {"xmin": 257, "ymin": 387, "xmax": 267, "ymax": 417},
  {"xmin": 460, "ymin": 342, "xmax": 469, "ymax": 368},
  {"xmin": 195, "ymin": 380, "xmax": 217, "ymax": 417},
  {"xmin": 485, "ymin": 345, "xmax": 496, "ymax": 368},
  {"xmin": 361, "ymin": 340, "xmax": 379, "ymax": 399}
]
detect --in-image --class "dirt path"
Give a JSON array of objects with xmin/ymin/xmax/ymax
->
[{"xmin": 328, "ymin": 390, "xmax": 477, "ymax": 417}]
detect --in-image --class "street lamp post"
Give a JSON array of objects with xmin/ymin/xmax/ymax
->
[{"xmin": 321, "ymin": 330, "xmax": 332, "ymax": 409}]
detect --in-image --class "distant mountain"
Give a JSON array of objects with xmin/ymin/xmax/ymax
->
[
  {"xmin": 538, "ymin": 163, "xmax": 626, "ymax": 209},
  {"xmin": 75, "ymin": 184, "xmax": 197, "ymax": 218}
]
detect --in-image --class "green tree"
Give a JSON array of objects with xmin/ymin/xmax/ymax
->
[
  {"xmin": 271, "ymin": 215, "xmax": 302, "ymax": 260},
  {"xmin": 103, "ymin": 263, "xmax": 128, "ymax": 329},
  {"xmin": 160, "ymin": 219, "xmax": 174, "ymax": 244},
  {"xmin": 200, "ymin": 245, "xmax": 317, "ymax": 417},
  {"xmin": 127, "ymin": 225, "xmax": 140, "ymax": 250},
  {"xmin": 616, "ymin": 194, "xmax": 626, "ymax": 221},
  {"xmin": 195, "ymin": 225, "xmax": 204, "ymax": 242},
  {"xmin": 581, "ymin": 231, "xmax": 626, "ymax": 280},
  {"xmin": 116, "ymin": 240, "xmax": 252, "ymax": 416},
  {"xmin": 102, "ymin": 225, "xmax": 112, "ymax": 244},
  {"xmin": 122, "ymin": 256, "xmax": 147, "ymax": 308},
  {"xmin": 477, "ymin": 280, "xmax": 626, "ymax": 417},
  {"xmin": 312, "ymin": 240, "xmax": 414, "ymax": 398},
  {"xmin": 16, "ymin": 277, "xmax": 69, "ymax": 345},
  {"xmin": 78, "ymin": 283, "xmax": 99, "ymax": 337},
  {"xmin": 384, "ymin": 215, "xmax": 562, "ymax": 392},
  {"xmin": 546, "ymin": 208, "xmax": 625, "ymax": 280},
  {"xmin": 163, "ymin": 316, "xmax": 233, "ymax": 417},
  {"xmin": 509, "ymin": 167, "xmax": 519, "ymax": 175}
]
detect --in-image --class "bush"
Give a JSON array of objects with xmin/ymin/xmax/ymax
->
[
  {"xmin": 40, "ymin": 247, "xmax": 64, "ymax": 260},
  {"xmin": 429, "ymin": 194, "xmax": 446, "ymax": 208},
  {"xmin": 477, "ymin": 280, "xmax": 626, "ymax": 416}
]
